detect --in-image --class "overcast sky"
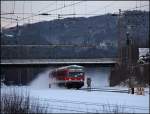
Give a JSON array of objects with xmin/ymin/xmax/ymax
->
[{"xmin": 1, "ymin": 1, "xmax": 149, "ymax": 28}]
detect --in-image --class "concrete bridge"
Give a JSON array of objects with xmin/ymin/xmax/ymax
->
[{"xmin": 1, "ymin": 58, "xmax": 117, "ymax": 65}]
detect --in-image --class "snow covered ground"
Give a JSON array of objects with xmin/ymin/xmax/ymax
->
[
  {"xmin": 1, "ymin": 67, "xmax": 149, "ymax": 113},
  {"xmin": 1, "ymin": 86, "xmax": 149, "ymax": 113}
]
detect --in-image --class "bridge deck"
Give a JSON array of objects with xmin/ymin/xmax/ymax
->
[{"xmin": 1, "ymin": 58, "xmax": 117, "ymax": 65}]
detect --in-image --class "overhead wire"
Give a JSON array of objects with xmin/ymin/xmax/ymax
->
[
  {"xmin": 2, "ymin": 4, "xmax": 148, "ymax": 17},
  {"xmin": 85, "ymin": 0, "xmax": 87, "ymax": 17},
  {"xmin": 1, "ymin": 1, "xmax": 56, "ymax": 28},
  {"xmin": 112, "ymin": 4, "xmax": 149, "ymax": 15},
  {"xmin": 0, "ymin": 1, "xmax": 119, "ymax": 19},
  {"xmin": 89, "ymin": 1, "xmax": 115, "ymax": 16},
  {"xmin": 1, "ymin": 12, "xmax": 115, "ymax": 16},
  {"xmin": 126, "ymin": 4, "xmax": 149, "ymax": 11},
  {"xmin": 1, "ymin": 2, "xmax": 56, "ymax": 15},
  {"xmin": 136, "ymin": 1, "xmax": 138, "ymax": 10},
  {"xmin": 1, "ymin": 17, "xmax": 18, "ymax": 21},
  {"xmin": 56, "ymin": 1, "xmax": 57, "ymax": 19},
  {"xmin": 1, "ymin": 12, "xmax": 35, "ymax": 15},
  {"xmin": 30, "ymin": 1, "xmax": 33, "ymax": 24},
  {"xmin": 73, "ymin": 1, "xmax": 75, "ymax": 18},
  {"xmin": 17, "ymin": 1, "xmax": 84, "ymax": 22},
  {"xmin": 1, "ymin": 1, "xmax": 149, "ymax": 28},
  {"xmin": 11, "ymin": 1, "xmax": 15, "ymax": 24},
  {"xmin": 13, "ymin": 0, "xmax": 15, "ymax": 14},
  {"xmin": 38, "ymin": 1, "xmax": 56, "ymax": 13},
  {"xmin": 1, "ymin": 1, "xmax": 15, "ymax": 28},
  {"xmin": 22, "ymin": 1, "xmax": 25, "ymax": 25},
  {"xmin": 64, "ymin": 0, "xmax": 65, "ymax": 7}
]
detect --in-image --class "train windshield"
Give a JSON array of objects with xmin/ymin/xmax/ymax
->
[{"xmin": 69, "ymin": 72, "xmax": 84, "ymax": 77}]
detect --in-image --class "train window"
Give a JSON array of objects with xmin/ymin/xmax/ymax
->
[
  {"xmin": 57, "ymin": 70, "xmax": 67, "ymax": 76},
  {"xmin": 69, "ymin": 72, "xmax": 84, "ymax": 77}
]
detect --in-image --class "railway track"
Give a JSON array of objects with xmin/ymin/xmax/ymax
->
[
  {"xmin": 79, "ymin": 87, "xmax": 149, "ymax": 94},
  {"xmin": 79, "ymin": 87, "xmax": 129, "ymax": 93}
]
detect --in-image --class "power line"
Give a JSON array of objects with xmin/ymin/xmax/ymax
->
[
  {"xmin": 22, "ymin": 1, "xmax": 25, "ymax": 25},
  {"xmin": 11, "ymin": 1, "xmax": 15, "ymax": 24},
  {"xmin": 1, "ymin": 1, "xmax": 57, "ymax": 28},
  {"xmin": 1, "ymin": 12, "xmax": 111, "ymax": 16},
  {"xmin": 38, "ymin": 1, "xmax": 56, "ymax": 13},
  {"xmin": 1, "ymin": 12, "xmax": 34, "ymax": 15},
  {"xmin": 112, "ymin": 4, "xmax": 149, "ymax": 15},
  {"xmin": 89, "ymin": 1, "xmax": 115, "ymax": 15},
  {"xmin": 126, "ymin": 4, "xmax": 149, "ymax": 11},
  {"xmin": 1, "ymin": 2, "xmax": 56, "ymax": 15},
  {"xmin": 2, "ymin": 2, "xmax": 148, "ymax": 16},
  {"xmin": 1, "ymin": 18, "xmax": 16, "ymax": 22},
  {"xmin": 73, "ymin": 1, "xmax": 75, "ymax": 18},
  {"xmin": 56, "ymin": 1, "xmax": 57, "ymax": 19},
  {"xmin": 1, "ymin": 1, "xmax": 148, "ymax": 28},
  {"xmin": 30, "ymin": 1, "xmax": 33, "ymax": 24},
  {"xmin": 18, "ymin": 1, "xmax": 84, "ymax": 22},
  {"xmin": 1, "ymin": 17, "xmax": 18, "ymax": 21}
]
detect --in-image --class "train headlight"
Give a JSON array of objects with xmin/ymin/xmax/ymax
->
[{"xmin": 80, "ymin": 79, "xmax": 84, "ymax": 81}]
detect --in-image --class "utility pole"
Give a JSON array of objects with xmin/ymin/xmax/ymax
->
[
  {"xmin": 126, "ymin": 24, "xmax": 135, "ymax": 94},
  {"xmin": 118, "ymin": 9, "xmax": 123, "ymax": 65},
  {"xmin": 111, "ymin": 9, "xmax": 123, "ymax": 65}
]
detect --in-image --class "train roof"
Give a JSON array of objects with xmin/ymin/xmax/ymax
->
[{"xmin": 54, "ymin": 65, "xmax": 84, "ymax": 71}]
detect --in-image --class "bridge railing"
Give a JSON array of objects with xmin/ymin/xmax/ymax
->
[{"xmin": 1, "ymin": 58, "xmax": 117, "ymax": 65}]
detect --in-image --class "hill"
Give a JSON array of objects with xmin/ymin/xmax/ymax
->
[{"xmin": 1, "ymin": 10, "xmax": 149, "ymax": 59}]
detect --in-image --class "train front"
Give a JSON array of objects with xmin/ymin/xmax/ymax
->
[{"xmin": 65, "ymin": 66, "xmax": 85, "ymax": 89}]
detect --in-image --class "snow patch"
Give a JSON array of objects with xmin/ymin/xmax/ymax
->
[
  {"xmin": 29, "ymin": 68, "xmax": 52, "ymax": 89},
  {"xmin": 139, "ymin": 48, "xmax": 149, "ymax": 58},
  {"xmin": 84, "ymin": 67, "xmax": 110, "ymax": 88}
]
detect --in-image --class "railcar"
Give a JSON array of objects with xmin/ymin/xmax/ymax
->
[{"xmin": 50, "ymin": 65, "xmax": 85, "ymax": 89}]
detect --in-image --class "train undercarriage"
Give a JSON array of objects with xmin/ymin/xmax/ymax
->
[{"xmin": 57, "ymin": 81, "xmax": 84, "ymax": 89}]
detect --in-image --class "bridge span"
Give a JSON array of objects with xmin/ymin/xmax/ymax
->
[{"xmin": 1, "ymin": 58, "xmax": 117, "ymax": 65}]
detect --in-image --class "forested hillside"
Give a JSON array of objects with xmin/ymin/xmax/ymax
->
[{"xmin": 1, "ymin": 10, "xmax": 149, "ymax": 59}]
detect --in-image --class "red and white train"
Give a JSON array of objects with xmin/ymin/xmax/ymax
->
[{"xmin": 50, "ymin": 65, "xmax": 85, "ymax": 89}]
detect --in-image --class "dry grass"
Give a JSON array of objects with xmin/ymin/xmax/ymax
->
[{"xmin": 1, "ymin": 87, "xmax": 48, "ymax": 114}]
